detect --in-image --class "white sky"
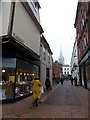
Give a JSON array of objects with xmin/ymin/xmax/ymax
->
[{"xmin": 38, "ymin": 0, "xmax": 78, "ymax": 64}]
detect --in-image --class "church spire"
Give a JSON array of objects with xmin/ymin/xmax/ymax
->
[{"xmin": 58, "ymin": 48, "xmax": 64, "ymax": 65}]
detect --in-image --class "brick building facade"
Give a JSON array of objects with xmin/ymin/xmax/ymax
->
[
  {"xmin": 74, "ymin": 2, "xmax": 90, "ymax": 89},
  {"xmin": 53, "ymin": 61, "xmax": 62, "ymax": 83}
]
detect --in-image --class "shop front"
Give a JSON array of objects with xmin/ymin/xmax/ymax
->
[
  {"xmin": 79, "ymin": 50, "xmax": 90, "ymax": 90},
  {"xmin": 1, "ymin": 57, "xmax": 40, "ymax": 102},
  {"xmin": 85, "ymin": 59, "xmax": 90, "ymax": 90}
]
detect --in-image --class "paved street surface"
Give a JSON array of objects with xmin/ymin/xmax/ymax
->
[{"xmin": 1, "ymin": 81, "xmax": 89, "ymax": 119}]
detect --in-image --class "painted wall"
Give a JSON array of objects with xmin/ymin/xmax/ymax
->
[
  {"xmin": 71, "ymin": 39, "xmax": 79, "ymax": 81},
  {"xmin": 28, "ymin": 0, "xmax": 40, "ymax": 22},
  {"xmin": 40, "ymin": 43, "xmax": 52, "ymax": 90},
  {"xmin": 0, "ymin": 2, "xmax": 11, "ymax": 36},
  {"xmin": 40, "ymin": 63, "xmax": 46, "ymax": 88},
  {"xmin": 12, "ymin": 2, "xmax": 40, "ymax": 56}
]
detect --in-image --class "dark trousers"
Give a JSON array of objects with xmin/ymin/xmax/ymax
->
[
  {"xmin": 32, "ymin": 98, "xmax": 38, "ymax": 106},
  {"xmin": 71, "ymin": 81, "xmax": 73, "ymax": 85}
]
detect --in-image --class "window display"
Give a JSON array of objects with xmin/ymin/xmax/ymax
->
[
  {"xmin": 1, "ymin": 58, "xmax": 40, "ymax": 101},
  {"xmin": 15, "ymin": 70, "xmax": 37, "ymax": 98},
  {"xmin": 1, "ymin": 68, "xmax": 15, "ymax": 99}
]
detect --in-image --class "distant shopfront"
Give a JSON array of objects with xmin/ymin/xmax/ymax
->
[
  {"xmin": 1, "ymin": 57, "xmax": 40, "ymax": 102},
  {"xmin": 79, "ymin": 50, "xmax": 90, "ymax": 90}
]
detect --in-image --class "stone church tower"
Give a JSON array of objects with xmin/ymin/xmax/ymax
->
[{"xmin": 58, "ymin": 48, "xmax": 64, "ymax": 66}]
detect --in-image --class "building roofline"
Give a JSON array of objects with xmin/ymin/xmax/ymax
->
[
  {"xmin": 74, "ymin": 2, "xmax": 79, "ymax": 28},
  {"xmin": 35, "ymin": 1, "xmax": 41, "ymax": 9},
  {"xmin": 41, "ymin": 34, "xmax": 53, "ymax": 54},
  {"xmin": 22, "ymin": 1, "xmax": 44, "ymax": 33}
]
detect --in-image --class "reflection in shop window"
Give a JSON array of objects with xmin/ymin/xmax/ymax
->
[
  {"xmin": 15, "ymin": 71, "xmax": 32, "ymax": 98},
  {"xmin": 1, "ymin": 68, "xmax": 15, "ymax": 100},
  {"xmin": 15, "ymin": 64, "xmax": 39, "ymax": 98}
]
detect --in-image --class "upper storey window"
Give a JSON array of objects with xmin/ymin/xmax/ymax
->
[
  {"xmin": 43, "ymin": 46, "xmax": 46, "ymax": 60},
  {"xmin": 80, "ymin": 20, "xmax": 83, "ymax": 31},
  {"xmin": 78, "ymin": 47, "xmax": 80, "ymax": 59},
  {"xmin": 82, "ymin": 34, "xmax": 88, "ymax": 50},
  {"xmin": 84, "ymin": 10, "xmax": 86, "ymax": 20},
  {"xmin": 29, "ymin": 0, "xmax": 40, "ymax": 22},
  {"xmin": 77, "ymin": 31, "xmax": 79, "ymax": 40},
  {"xmin": 86, "ymin": 2, "xmax": 88, "ymax": 14},
  {"xmin": 67, "ymin": 68, "xmax": 69, "ymax": 70},
  {"xmin": 64, "ymin": 68, "xmax": 66, "ymax": 70},
  {"xmin": 30, "ymin": 0, "xmax": 37, "ymax": 12},
  {"xmin": 80, "ymin": 15, "xmax": 85, "ymax": 31},
  {"xmin": 48, "ymin": 52, "xmax": 50, "ymax": 63}
]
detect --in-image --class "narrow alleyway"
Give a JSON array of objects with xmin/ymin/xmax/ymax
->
[{"xmin": 1, "ymin": 80, "xmax": 89, "ymax": 119}]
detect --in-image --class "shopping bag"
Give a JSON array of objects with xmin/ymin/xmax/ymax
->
[{"xmin": 40, "ymin": 86, "xmax": 44, "ymax": 94}]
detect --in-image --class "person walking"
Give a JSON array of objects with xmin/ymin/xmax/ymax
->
[
  {"xmin": 31, "ymin": 77, "xmax": 41, "ymax": 106},
  {"xmin": 71, "ymin": 77, "xmax": 73, "ymax": 85},
  {"xmin": 74, "ymin": 76, "xmax": 78, "ymax": 86},
  {"xmin": 60, "ymin": 76, "xmax": 64, "ymax": 85},
  {"xmin": 45, "ymin": 77, "xmax": 51, "ymax": 91}
]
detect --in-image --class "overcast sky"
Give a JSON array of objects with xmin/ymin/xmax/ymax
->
[{"xmin": 38, "ymin": 0, "xmax": 78, "ymax": 65}]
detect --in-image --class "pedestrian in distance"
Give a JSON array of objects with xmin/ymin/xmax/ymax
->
[
  {"xmin": 74, "ymin": 76, "xmax": 78, "ymax": 86},
  {"xmin": 45, "ymin": 77, "xmax": 52, "ymax": 91},
  {"xmin": 71, "ymin": 77, "xmax": 73, "ymax": 85},
  {"xmin": 60, "ymin": 77, "xmax": 64, "ymax": 85},
  {"xmin": 31, "ymin": 77, "xmax": 41, "ymax": 106}
]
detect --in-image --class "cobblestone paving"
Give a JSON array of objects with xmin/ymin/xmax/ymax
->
[{"xmin": 1, "ymin": 81, "xmax": 89, "ymax": 119}]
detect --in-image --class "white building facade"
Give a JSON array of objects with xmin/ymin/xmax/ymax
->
[
  {"xmin": 62, "ymin": 65, "xmax": 71, "ymax": 75},
  {"xmin": 71, "ymin": 39, "xmax": 79, "ymax": 84},
  {"xmin": 40, "ymin": 35, "xmax": 53, "ymax": 90}
]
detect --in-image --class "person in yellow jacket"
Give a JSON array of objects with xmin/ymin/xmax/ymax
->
[{"xmin": 31, "ymin": 77, "xmax": 41, "ymax": 106}]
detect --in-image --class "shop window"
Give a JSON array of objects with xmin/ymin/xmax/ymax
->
[
  {"xmin": 1, "ymin": 68, "xmax": 15, "ymax": 100},
  {"xmin": 15, "ymin": 70, "xmax": 33, "ymax": 98},
  {"xmin": 15, "ymin": 59, "xmax": 39, "ymax": 98},
  {"xmin": 86, "ymin": 65, "xmax": 90, "ymax": 80},
  {"xmin": 85, "ymin": 60, "xmax": 90, "ymax": 80},
  {"xmin": 43, "ymin": 46, "xmax": 46, "ymax": 59},
  {"xmin": 85, "ymin": 64, "xmax": 90, "ymax": 89}
]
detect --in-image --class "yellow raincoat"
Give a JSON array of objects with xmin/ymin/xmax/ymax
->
[{"xmin": 32, "ymin": 79, "xmax": 41, "ymax": 100}]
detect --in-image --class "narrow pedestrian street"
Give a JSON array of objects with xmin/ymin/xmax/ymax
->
[
  {"xmin": 1, "ymin": 1, "xmax": 90, "ymax": 120},
  {"xmin": 1, "ymin": 80, "xmax": 89, "ymax": 119}
]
